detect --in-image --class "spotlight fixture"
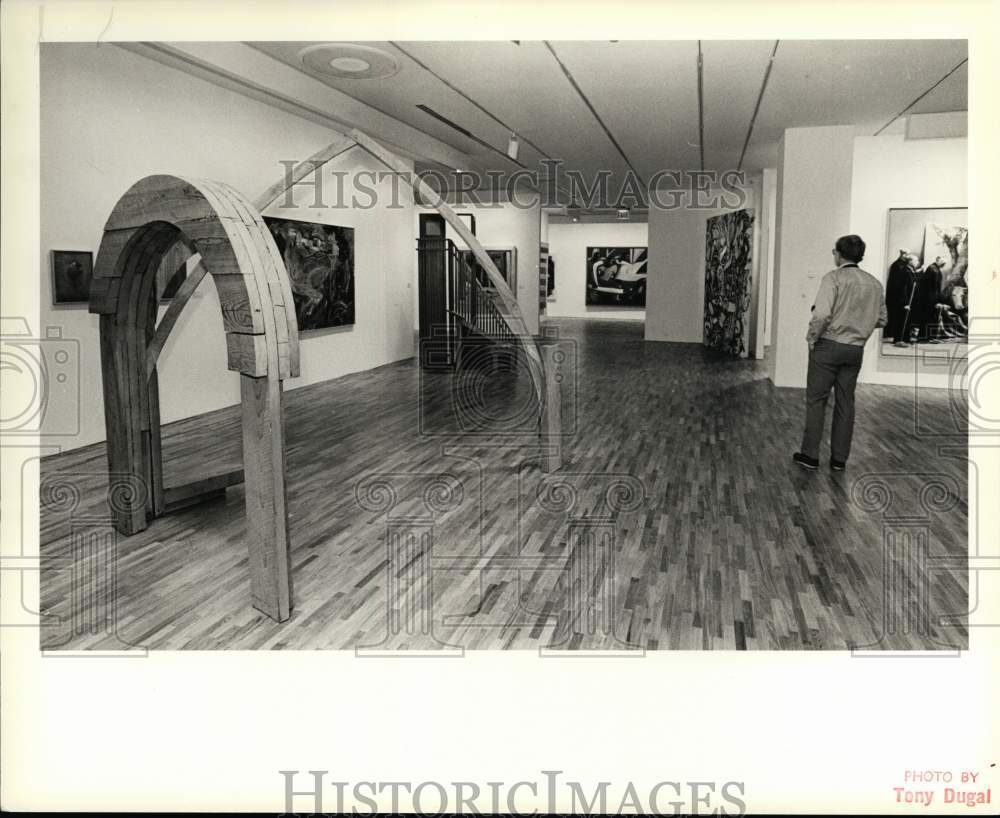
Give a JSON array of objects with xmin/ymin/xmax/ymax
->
[
  {"xmin": 617, "ymin": 208, "xmax": 630, "ymax": 221},
  {"xmin": 506, "ymin": 133, "xmax": 520, "ymax": 161},
  {"xmin": 298, "ymin": 43, "xmax": 400, "ymax": 80}
]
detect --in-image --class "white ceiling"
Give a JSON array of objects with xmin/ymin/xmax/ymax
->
[{"xmin": 252, "ymin": 39, "xmax": 967, "ymax": 205}]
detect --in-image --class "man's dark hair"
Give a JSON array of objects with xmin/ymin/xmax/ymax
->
[{"xmin": 835, "ymin": 234, "xmax": 866, "ymax": 263}]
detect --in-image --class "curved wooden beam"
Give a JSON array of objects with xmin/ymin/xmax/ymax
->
[
  {"xmin": 145, "ymin": 254, "xmax": 208, "ymax": 380},
  {"xmin": 253, "ymin": 134, "xmax": 356, "ymax": 212}
]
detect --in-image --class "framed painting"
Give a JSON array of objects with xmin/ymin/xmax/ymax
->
[
  {"xmin": 703, "ymin": 209, "xmax": 754, "ymax": 357},
  {"xmin": 881, "ymin": 207, "xmax": 967, "ymax": 358},
  {"xmin": 264, "ymin": 216, "xmax": 356, "ymax": 331},
  {"xmin": 585, "ymin": 246, "xmax": 648, "ymax": 307},
  {"xmin": 51, "ymin": 250, "xmax": 93, "ymax": 305}
]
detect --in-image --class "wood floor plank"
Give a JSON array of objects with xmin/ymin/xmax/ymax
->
[{"xmin": 39, "ymin": 319, "xmax": 969, "ymax": 651}]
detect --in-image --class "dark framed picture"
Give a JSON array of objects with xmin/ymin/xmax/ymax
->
[
  {"xmin": 51, "ymin": 250, "xmax": 94, "ymax": 305},
  {"xmin": 456, "ymin": 212, "xmax": 477, "ymax": 235},
  {"xmin": 586, "ymin": 246, "xmax": 648, "ymax": 307},
  {"xmin": 880, "ymin": 207, "xmax": 968, "ymax": 357},
  {"xmin": 458, "ymin": 247, "xmax": 517, "ymax": 293},
  {"xmin": 263, "ymin": 216, "xmax": 355, "ymax": 331}
]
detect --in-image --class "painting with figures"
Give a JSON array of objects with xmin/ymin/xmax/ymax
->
[
  {"xmin": 586, "ymin": 246, "xmax": 648, "ymax": 307},
  {"xmin": 264, "ymin": 216, "xmax": 355, "ymax": 331},
  {"xmin": 881, "ymin": 207, "xmax": 967, "ymax": 357}
]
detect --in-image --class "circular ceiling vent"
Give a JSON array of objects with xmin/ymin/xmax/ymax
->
[{"xmin": 298, "ymin": 43, "xmax": 400, "ymax": 80}]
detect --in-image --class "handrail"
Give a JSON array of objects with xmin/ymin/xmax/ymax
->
[
  {"xmin": 349, "ymin": 128, "xmax": 548, "ymax": 419},
  {"xmin": 448, "ymin": 243, "xmax": 516, "ymax": 346}
]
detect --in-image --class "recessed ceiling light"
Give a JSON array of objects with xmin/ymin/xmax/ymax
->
[
  {"xmin": 330, "ymin": 56, "xmax": 371, "ymax": 73},
  {"xmin": 299, "ymin": 43, "xmax": 400, "ymax": 80}
]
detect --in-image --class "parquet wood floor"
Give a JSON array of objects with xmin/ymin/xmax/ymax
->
[{"xmin": 39, "ymin": 319, "xmax": 968, "ymax": 651}]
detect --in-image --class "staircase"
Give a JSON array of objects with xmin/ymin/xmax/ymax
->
[{"xmin": 417, "ymin": 237, "xmax": 517, "ymax": 369}]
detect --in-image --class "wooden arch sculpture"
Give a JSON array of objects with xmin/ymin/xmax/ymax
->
[{"xmin": 89, "ymin": 174, "xmax": 300, "ymax": 621}]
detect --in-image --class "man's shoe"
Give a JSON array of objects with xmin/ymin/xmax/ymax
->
[
  {"xmin": 830, "ymin": 458, "xmax": 847, "ymax": 471},
  {"xmin": 793, "ymin": 452, "xmax": 819, "ymax": 470}
]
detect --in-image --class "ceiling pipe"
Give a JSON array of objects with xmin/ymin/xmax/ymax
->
[
  {"xmin": 873, "ymin": 56, "xmax": 969, "ymax": 136},
  {"xmin": 697, "ymin": 41, "xmax": 706, "ymax": 172},
  {"xmin": 737, "ymin": 40, "xmax": 780, "ymax": 172},
  {"xmin": 543, "ymin": 40, "xmax": 649, "ymax": 200}
]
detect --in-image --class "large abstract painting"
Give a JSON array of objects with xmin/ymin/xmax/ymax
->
[
  {"xmin": 881, "ymin": 207, "xmax": 967, "ymax": 357},
  {"xmin": 586, "ymin": 247, "xmax": 647, "ymax": 307},
  {"xmin": 703, "ymin": 209, "xmax": 754, "ymax": 357},
  {"xmin": 264, "ymin": 216, "xmax": 355, "ymax": 331}
]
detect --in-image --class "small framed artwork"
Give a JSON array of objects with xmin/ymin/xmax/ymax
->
[
  {"xmin": 456, "ymin": 212, "xmax": 477, "ymax": 235},
  {"xmin": 51, "ymin": 250, "xmax": 93, "ymax": 305}
]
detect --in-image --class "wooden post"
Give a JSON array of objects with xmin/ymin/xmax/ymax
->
[
  {"xmin": 99, "ymin": 314, "xmax": 147, "ymax": 535},
  {"xmin": 540, "ymin": 343, "xmax": 562, "ymax": 473},
  {"xmin": 144, "ymin": 281, "xmax": 165, "ymax": 517},
  {"xmin": 240, "ymin": 373, "xmax": 292, "ymax": 621}
]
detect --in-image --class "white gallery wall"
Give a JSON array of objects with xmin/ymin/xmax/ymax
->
[
  {"xmin": 645, "ymin": 206, "xmax": 716, "ymax": 343},
  {"xmin": 645, "ymin": 179, "xmax": 760, "ymax": 351},
  {"xmin": 849, "ymin": 132, "xmax": 967, "ymax": 388},
  {"xmin": 40, "ymin": 43, "xmax": 415, "ymax": 452},
  {"xmin": 770, "ymin": 125, "xmax": 857, "ymax": 387},
  {"xmin": 544, "ymin": 220, "xmax": 649, "ymax": 321},
  {"xmin": 416, "ymin": 200, "xmax": 543, "ymax": 334}
]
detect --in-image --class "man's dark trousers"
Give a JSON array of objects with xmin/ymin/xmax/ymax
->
[{"xmin": 801, "ymin": 338, "xmax": 865, "ymax": 462}]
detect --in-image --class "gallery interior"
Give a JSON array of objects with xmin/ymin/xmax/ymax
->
[{"xmin": 36, "ymin": 39, "xmax": 970, "ymax": 651}]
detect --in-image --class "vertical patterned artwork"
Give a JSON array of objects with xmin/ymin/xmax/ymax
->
[{"xmin": 703, "ymin": 209, "xmax": 754, "ymax": 356}]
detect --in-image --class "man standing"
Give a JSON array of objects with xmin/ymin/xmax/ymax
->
[
  {"xmin": 884, "ymin": 249, "xmax": 916, "ymax": 346},
  {"xmin": 794, "ymin": 235, "xmax": 887, "ymax": 471}
]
